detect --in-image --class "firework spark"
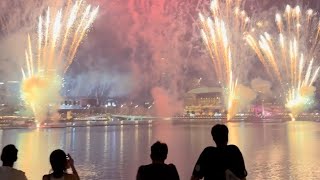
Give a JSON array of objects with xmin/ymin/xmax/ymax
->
[
  {"xmin": 21, "ymin": 0, "xmax": 99, "ymax": 121},
  {"xmin": 246, "ymin": 5, "xmax": 320, "ymax": 117},
  {"xmin": 199, "ymin": 0, "xmax": 253, "ymax": 120}
]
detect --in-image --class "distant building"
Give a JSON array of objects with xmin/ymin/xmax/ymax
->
[
  {"xmin": 60, "ymin": 97, "xmax": 96, "ymax": 108},
  {"xmin": 80, "ymin": 98, "xmax": 98, "ymax": 107},
  {"xmin": 184, "ymin": 87, "xmax": 224, "ymax": 115}
]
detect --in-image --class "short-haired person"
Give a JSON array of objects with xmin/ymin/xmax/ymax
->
[
  {"xmin": 137, "ymin": 141, "xmax": 180, "ymax": 180},
  {"xmin": 0, "ymin": 144, "xmax": 27, "ymax": 180},
  {"xmin": 191, "ymin": 124, "xmax": 247, "ymax": 180},
  {"xmin": 43, "ymin": 149, "xmax": 79, "ymax": 180}
]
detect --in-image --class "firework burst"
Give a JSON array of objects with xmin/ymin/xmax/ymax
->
[
  {"xmin": 246, "ymin": 5, "xmax": 320, "ymax": 117},
  {"xmin": 199, "ymin": 0, "xmax": 254, "ymax": 120},
  {"xmin": 21, "ymin": 0, "xmax": 99, "ymax": 121}
]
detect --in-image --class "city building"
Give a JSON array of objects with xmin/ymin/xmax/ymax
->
[{"xmin": 184, "ymin": 87, "xmax": 224, "ymax": 115}]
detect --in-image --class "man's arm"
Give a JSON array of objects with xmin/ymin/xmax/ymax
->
[
  {"xmin": 236, "ymin": 147, "xmax": 247, "ymax": 179},
  {"xmin": 229, "ymin": 145, "xmax": 247, "ymax": 179},
  {"xmin": 136, "ymin": 166, "xmax": 143, "ymax": 180},
  {"xmin": 18, "ymin": 171, "xmax": 28, "ymax": 180},
  {"xmin": 168, "ymin": 164, "xmax": 180, "ymax": 180},
  {"xmin": 42, "ymin": 175, "xmax": 49, "ymax": 180},
  {"xmin": 191, "ymin": 147, "xmax": 211, "ymax": 180},
  {"xmin": 22, "ymin": 173, "xmax": 28, "ymax": 180},
  {"xmin": 68, "ymin": 154, "xmax": 80, "ymax": 180},
  {"xmin": 190, "ymin": 175, "xmax": 201, "ymax": 180}
]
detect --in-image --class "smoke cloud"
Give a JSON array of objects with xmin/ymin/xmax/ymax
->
[
  {"xmin": 228, "ymin": 84, "xmax": 257, "ymax": 119},
  {"xmin": 251, "ymin": 77, "xmax": 272, "ymax": 96},
  {"xmin": 151, "ymin": 87, "xmax": 183, "ymax": 117},
  {"xmin": 69, "ymin": 0, "xmax": 213, "ymax": 116},
  {"xmin": 0, "ymin": 33, "xmax": 27, "ymax": 81}
]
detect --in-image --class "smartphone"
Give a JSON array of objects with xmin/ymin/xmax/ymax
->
[{"xmin": 66, "ymin": 155, "xmax": 71, "ymax": 169}]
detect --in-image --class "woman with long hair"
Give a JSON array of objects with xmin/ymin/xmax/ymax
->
[{"xmin": 43, "ymin": 149, "xmax": 79, "ymax": 180}]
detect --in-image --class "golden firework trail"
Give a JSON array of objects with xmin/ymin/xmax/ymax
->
[
  {"xmin": 21, "ymin": 0, "xmax": 99, "ymax": 121},
  {"xmin": 245, "ymin": 5, "xmax": 320, "ymax": 117},
  {"xmin": 199, "ymin": 0, "xmax": 250, "ymax": 120},
  {"xmin": 277, "ymin": 5, "xmax": 320, "ymax": 57},
  {"xmin": 22, "ymin": 0, "xmax": 99, "ymax": 78}
]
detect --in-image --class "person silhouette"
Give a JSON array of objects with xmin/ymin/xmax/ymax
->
[
  {"xmin": 136, "ymin": 141, "xmax": 180, "ymax": 180},
  {"xmin": 0, "ymin": 144, "xmax": 27, "ymax": 180},
  {"xmin": 43, "ymin": 149, "xmax": 79, "ymax": 180},
  {"xmin": 191, "ymin": 124, "xmax": 247, "ymax": 180}
]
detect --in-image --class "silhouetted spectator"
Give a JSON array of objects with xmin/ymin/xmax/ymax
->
[
  {"xmin": 0, "ymin": 144, "xmax": 27, "ymax": 180},
  {"xmin": 136, "ymin": 141, "xmax": 180, "ymax": 180},
  {"xmin": 191, "ymin": 124, "xmax": 247, "ymax": 180},
  {"xmin": 43, "ymin": 149, "xmax": 79, "ymax": 180}
]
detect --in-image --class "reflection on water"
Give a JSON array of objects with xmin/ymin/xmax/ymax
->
[{"xmin": 0, "ymin": 120, "xmax": 320, "ymax": 180}]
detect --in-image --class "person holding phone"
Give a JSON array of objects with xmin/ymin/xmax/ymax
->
[{"xmin": 43, "ymin": 149, "xmax": 80, "ymax": 180}]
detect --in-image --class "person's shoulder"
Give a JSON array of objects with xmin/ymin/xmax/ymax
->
[
  {"xmin": 9, "ymin": 168, "xmax": 27, "ymax": 179},
  {"xmin": 138, "ymin": 164, "xmax": 150, "ymax": 169},
  {"xmin": 42, "ymin": 174, "xmax": 49, "ymax": 180},
  {"xmin": 16, "ymin": 169, "xmax": 26, "ymax": 176},
  {"xmin": 227, "ymin": 144, "xmax": 241, "ymax": 151},
  {"xmin": 167, "ymin": 163, "xmax": 177, "ymax": 169},
  {"xmin": 15, "ymin": 169, "xmax": 26, "ymax": 174},
  {"xmin": 7, "ymin": 168, "xmax": 27, "ymax": 180},
  {"xmin": 0, "ymin": 166, "xmax": 25, "ymax": 174},
  {"xmin": 202, "ymin": 146, "xmax": 216, "ymax": 154},
  {"xmin": 137, "ymin": 164, "xmax": 151, "ymax": 172},
  {"xmin": 167, "ymin": 163, "xmax": 176, "ymax": 167},
  {"xmin": 227, "ymin": 145, "xmax": 243, "ymax": 157},
  {"xmin": 203, "ymin": 146, "xmax": 216, "ymax": 151},
  {"xmin": 0, "ymin": 168, "xmax": 27, "ymax": 180},
  {"xmin": 64, "ymin": 173, "xmax": 78, "ymax": 180},
  {"xmin": 167, "ymin": 163, "xmax": 179, "ymax": 179}
]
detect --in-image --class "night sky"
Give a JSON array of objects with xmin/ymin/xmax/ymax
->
[{"xmin": 0, "ymin": 0, "xmax": 320, "ymax": 100}]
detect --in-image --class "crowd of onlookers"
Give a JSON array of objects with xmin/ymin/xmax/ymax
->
[
  {"xmin": 0, "ymin": 124, "xmax": 247, "ymax": 180},
  {"xmin": 0, "ymin": 145, "xmax": 79, "ymax": 180}
]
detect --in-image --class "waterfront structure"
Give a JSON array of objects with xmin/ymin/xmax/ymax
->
[{"xmin": 184, "ymin": 87, "xmax": 224, "ymax": 116}]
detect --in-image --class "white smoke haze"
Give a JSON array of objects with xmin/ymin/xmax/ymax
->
[
  {"xmin": 65, "ymin": 70, "xmax": 134, "ymax": 98},
  {"xmin": 0, "ymin": 32, "xmax": 27, "ymax": 81},
  {"xmin": 237, "ymin": 84, "xmax": 257, "ymax": 110},
  {"xmin": 228, "ymin": 83, "xmax": 257, "ymax": 118},
  {"xmin": 251, "ymin": 77, "xmax": 272, "ymax": 96},
  {"xmin": 0, "ymin": 0, "xmax": 50, "ymax": 35}
]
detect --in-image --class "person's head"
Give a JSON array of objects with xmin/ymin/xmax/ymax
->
[
  {"xmin": 211, "ymin": 124, "xmax": 229, "ymax": 147},
  {"xmin": 49, "ymin": 149, "xmax": 67, "ymax": 177},
  {"xmin": 150, "ymin": 141, "xmax": 168, "ymax": 163},
  {"xmin": 1, "ymin": 144, "xmax": 18, "ymax": 166}
]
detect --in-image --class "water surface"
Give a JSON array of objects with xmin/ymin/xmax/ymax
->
[{"xmin": 0, "ymin": 120, "xmax": 319, "ymax": 180}]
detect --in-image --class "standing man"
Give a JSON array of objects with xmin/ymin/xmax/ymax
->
[
  {"xmin": 0, "ymin": 144, "xmax": 27, "ymax": 180},
  {"xmin": 137, "ymin": 141, "xmax": 180, "ymax": 180},
  {"xmin": 191, "ymin": 124, "xmax": 247, "ymax": 180}
]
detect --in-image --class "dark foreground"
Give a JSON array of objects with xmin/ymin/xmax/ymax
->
[{"xmin": 0, "ymin": 119, "xmax": 319, "ymax": 180}]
